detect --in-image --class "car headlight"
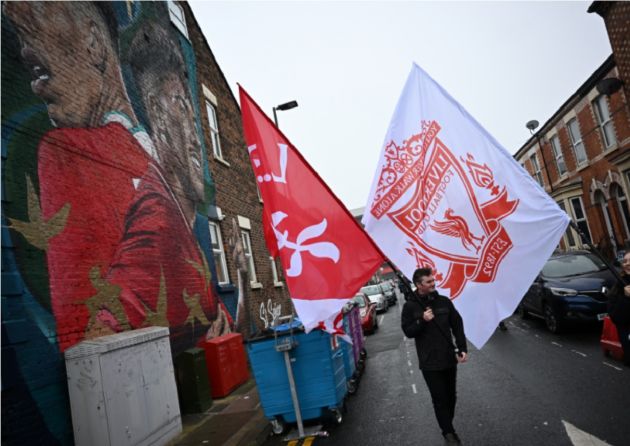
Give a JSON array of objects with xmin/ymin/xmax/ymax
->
[{"xmin": 549, "ymin": 287, "xmax": 578, "ymax": 296}]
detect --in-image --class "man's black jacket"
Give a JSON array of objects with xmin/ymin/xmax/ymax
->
[{"xmin": 401, "ymin": 291, "xmax": 467, "ymax": 371}]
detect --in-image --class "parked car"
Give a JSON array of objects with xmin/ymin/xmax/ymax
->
[
  {"xmin": 360, "ymin": 285, "xmax": 388, "ymax": 313},
  {"xmin": 352, "ymin": 293, "xmax": 378, "ymax": 334},
  {"xmin": 380, "ymin": 281, "xmax": 397, "ymax": 306},
  {"xmin": 517, "ymin": 251, "xmax": 616, "ymax": 333}
]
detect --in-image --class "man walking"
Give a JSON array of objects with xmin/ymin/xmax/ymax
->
[{"xmin": 401, "ymin": 268, "xmax": 468, "ymax": 445}]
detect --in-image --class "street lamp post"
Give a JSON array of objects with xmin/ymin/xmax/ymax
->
[
  {"xmin": 273, "ymin": 100, "xmax": 298, "ymax": 127},
  {"xmin": 526, "ymin": 120, "xmax": 554, "ymax": 194}
]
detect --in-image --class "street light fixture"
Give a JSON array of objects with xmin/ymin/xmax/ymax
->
[
  {"xmin": 525, "ymin": 119, "xmax": 554, "ymax": 193},
  {"xmin": 273, "ymin": 100, "xmax": 298, "ymax": 127}
]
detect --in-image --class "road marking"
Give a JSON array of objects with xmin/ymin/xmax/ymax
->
[
  {"xmin": 534, "ymin": 334, "xmax": 540, "ymax": 338},
  {"xmin": 412, "ymin": 384, "xmax": 417, "ymax": 394},
  {"xmin": 378, "ymin": 315, "xmax": 384, "ymax": 326},
  {"xmin": 303, "ymin": 437, "xmax": 315, "ymax": 446},
  {"xmin": 410, "ymin": 369, "xmax": 413, "ymax": 374},
  {"xmin": 563, "ymin": 420, "xmax": 611, "ymax": 445},
  {"xmin": 407, "ymin": 360, "xmax": 412, "ymax": 367},
  {"xmin": 287, "ymin": 441, "xmax": 299, "ymax": 446},
  {"xmin": 570, "ymin": 350, "xmax": 587, "ymax": 358},
  {"xmin": 551, "ymin": 341, "xmax": 563, "ymax": 348},
  {"xmin": 603, "ymin": 361, "xmax": 623, "ymax": 371}
]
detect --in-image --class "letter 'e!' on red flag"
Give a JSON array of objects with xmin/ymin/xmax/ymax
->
[
  {"xmin": 363, "ymin": 64, "xmax": 569, "ymax": 348},
  {"xmin": 239, "ymin": 86, "xmax": 385, "ymax": 332}
]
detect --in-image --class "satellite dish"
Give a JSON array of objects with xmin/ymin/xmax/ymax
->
[{"xmin": 526, "ymin": 120, "xmax": 539, "ymax": 131}]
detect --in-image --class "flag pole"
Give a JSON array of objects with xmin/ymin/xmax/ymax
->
[{"xmin": 569, "ymin": 220, "xmax": 624, "ymax": 286}]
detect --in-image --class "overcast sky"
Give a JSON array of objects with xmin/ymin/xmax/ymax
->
[{"xmin": 190, "ymin": 1, "xmax": 612, "ymax": 210}]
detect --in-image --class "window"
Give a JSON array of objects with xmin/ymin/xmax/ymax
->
[
  {"xmin": 567, "ymin": 118, "xmax": 587, "ymax": 166},
  {"xmin": 167, "ymin": 0, "xmax": 188, "ymax": 38},
  {"xmin": 530, "ymin": 154, "xmax": 543, "ymax": 186},
  {"xmin": 241, "ymin": 230, "xmax": 258, "ymax": 284},
  {"xmin": 209, "ymin": 221, "xmax": 229, "ymax": 284},
  {"xmin": 557, "ymin": 201, "xmax": 576, "ymax": 248},
  {"xmin": 206, "ymin": 101, "xmax": 223, "ymax": 159},
  {"xmin": 612, "ymin": 183, "xmax": 630, "ymax": 239},
  {"xmin": 570, "ymin": 196, "xmax": 591, "ymax": 244},
  {"xmin": 592, "ymin": 95, "xmax": 616, "ymax": 149},
  {"xmin": 550, "ymin": 135, "xmax": 566, "ymax": 176},
  {"xmin": 270, "ymin": 257, "xmax": 283, "ymax": 286},
  {"xmin": 594, "ymin": 191, "xmax": 615, "ymax": 247}
]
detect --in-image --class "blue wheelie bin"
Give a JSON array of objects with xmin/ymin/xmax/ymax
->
[{"xmin": 246, "ymin": 319, "xmax": 347, "ymax": 434}]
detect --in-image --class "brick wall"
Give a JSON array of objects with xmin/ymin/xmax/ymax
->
[
  {"xmin": 181, "ymin": 2, "xmax": 292, "ymax": 336},
  {"xmin": 1, "ymin": 2, "xmax": 289, "ymax": 444},
  {"xmin": 514, "ymin": 57, "xmax": 630, "ymax": 255}
]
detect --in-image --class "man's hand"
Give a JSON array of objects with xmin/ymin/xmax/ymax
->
[
  {"xmin": 457, "ymin": 351, "xmax": 468, "ymax": 363},
  {"xmin": 423, "ymin": 308, "xmax": 434, "ymax": 321}
]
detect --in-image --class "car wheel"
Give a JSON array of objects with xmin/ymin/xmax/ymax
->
[
  {"xmin": 543, "ymin": 303, "xmax": 562, "ymax": 334},
  {"xmin": 517, "ymin": 304, "xmax": 530, "ymax": 319}
]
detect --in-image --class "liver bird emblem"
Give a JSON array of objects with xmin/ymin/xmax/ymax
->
[{"xmin": 430, "ymin": 208, "xmax": 485, "ymax": 253}]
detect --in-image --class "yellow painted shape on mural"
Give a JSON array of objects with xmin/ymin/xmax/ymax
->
[
  {"xmin": 8, "ymin": 175, "xmax": 70, "ymax": 250},
  {"xmin": 183, "ymin": 289, "xmax": 210, "ymax": 329},
  {"xmin": 83, "ymin": 266, "xmax": 131, "ymax": 337},
  {"xmin": 142, "ymin": 268, "xmax": 169, "ymax": 327}
]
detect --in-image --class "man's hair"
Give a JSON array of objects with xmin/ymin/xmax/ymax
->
[
  {"xmin": 128, "ymin": 20, "xmax": 187, "ymax": 83},
  {"xmin": 412, "ymin": 267, "xmax": 433, "ymax": 285}
]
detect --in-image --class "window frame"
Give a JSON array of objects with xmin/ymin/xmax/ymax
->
[
  {"xmin": 530, "ymin": 153, "xmax": 543, "ymax": 186},
  {"xmin": 569, "ymin": 196, "xmax": 592, "ymax": 245},
  {"xmin": 205, "ymin": 100, "xmax": 223, "ymax": 160},
  {"xmin": 167, "ymin": 0, "xmax": 189, "ymax": 39},
  {"xmin": 209, "ymin": 221, "xmax": 230, "ymax": 285},
  {"xmin": 592, "ymin": 95, "xmax": 616, "ymax": 149},
  {"xmin": 549, "ymin": 135, "xmax": 567, "ymax": 176},
  {"xmin": 557, "ymin": 200, "xmax": 576, "ymax": 248},
  {"xmin": 567, "ymin": 118, "xmax": 587, "ymax": 167},
  {"xmin": 612, "ymin": 183, "xmax": 630, "ymax": 240},
  {"xmin": 241, "ymin": 230, "xmax": 260, "ymax": 287},
  {"xmin": 269, "ymin": 257, "xmax": 284, "ymax": 287}
]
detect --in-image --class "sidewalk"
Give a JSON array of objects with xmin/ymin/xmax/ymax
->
[{"xmin": 168, "ymin": 379, "xmax": 271, "ymax": 446}]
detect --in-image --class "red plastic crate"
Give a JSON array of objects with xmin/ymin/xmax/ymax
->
[{"xmin": 199, "ymin": 333, "xmax": 249, "ymax": 398}]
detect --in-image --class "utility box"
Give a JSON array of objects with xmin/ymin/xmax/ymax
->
[
  {"xmin": 64, "ymin": 327, "xmax": 182, "ymax": 446},
  {"xmin": 174, "ymin": 347, "xmax": 213, "ymax": 414}
]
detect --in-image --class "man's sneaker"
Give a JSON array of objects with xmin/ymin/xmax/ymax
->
[{"xmin": 444, "ymin": 432, "xmax": 462, "ymax": 444}]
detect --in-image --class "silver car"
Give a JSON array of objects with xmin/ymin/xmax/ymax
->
[{"xmin": 360, "ymin": 285, "xmax": 388, "ymax": 313}]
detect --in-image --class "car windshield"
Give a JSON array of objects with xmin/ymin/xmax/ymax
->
[
  {"xmin": 352, "ymin": 295, "xmax": 367, "ymax": 308},
  {"xmin": 381, "ymin": 282, "xmax": 392, "ymax": 290},
  {"xmin": 360, "ymin": 285, "xmax": 381, "ymax": 295},
  {"xmin": 542, "ymin": 253, "xmax": 607, "ymax": 278}
]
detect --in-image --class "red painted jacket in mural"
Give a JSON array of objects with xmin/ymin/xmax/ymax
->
[
  {"xmin": 38, "ymin": 121, "xmax": 152, "ymax": 351},
  {"xmin": 107, "ymin": 163, "xmax": 219, "ymax": 354}
]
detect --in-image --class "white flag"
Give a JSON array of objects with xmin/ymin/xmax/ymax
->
[{"xmin": 363, "ymin": 63, "xmax": 569, "ymax": 348}]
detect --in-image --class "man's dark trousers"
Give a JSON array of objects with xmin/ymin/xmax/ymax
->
[{"xmin": 422, "ymin": 366, "xmax": 457, "ymax": 435}]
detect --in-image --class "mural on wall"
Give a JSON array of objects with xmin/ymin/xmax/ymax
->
[{"xmin": 1, "ymin": 2, "xmax": 237, "ymax": 444}]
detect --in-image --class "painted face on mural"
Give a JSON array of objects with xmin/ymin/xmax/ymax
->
[
  {"xmin": 141, "ymin": 71, "xmax": 205, "ymax": 204},
  {"xmin": 3, "ymin": 2, "xmax": 116, "ymax": 128},
  {"xmin": 128, "ymin": 21, "xmax": 205, "ymax": 217}
]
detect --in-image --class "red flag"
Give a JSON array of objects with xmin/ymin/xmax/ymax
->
[{"xmin": 239, "ymin": 87, "xmax": 385, "ymax": 331}]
